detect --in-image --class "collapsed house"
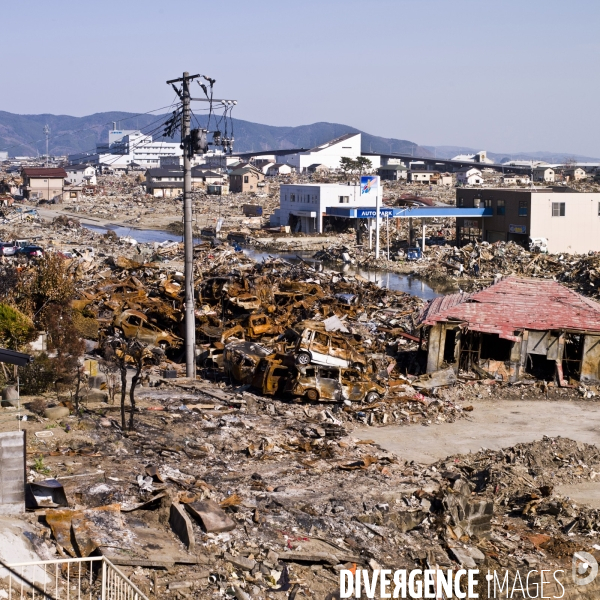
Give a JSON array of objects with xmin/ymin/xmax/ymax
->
[{"xmin": 419, "ymin": 276, "xmax": 600, "ymax": 383}]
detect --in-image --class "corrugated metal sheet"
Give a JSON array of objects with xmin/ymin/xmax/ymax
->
[{"xmin": 419, "ymin": 277, "xmax": 600, "ymax": 340}]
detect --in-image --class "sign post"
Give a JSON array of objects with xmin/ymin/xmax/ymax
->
[{"xmin": 360, "ymin": 176, "xmax": 380, "ymax": 258}]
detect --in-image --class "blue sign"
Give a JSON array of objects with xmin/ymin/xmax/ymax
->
[
  {"xmin": 360, "ymin": 175, "xmax": 379, "ymax": 195},
  {"xmin": 356, "ymin": 208, "xmax": 394, "ymax": 218}
]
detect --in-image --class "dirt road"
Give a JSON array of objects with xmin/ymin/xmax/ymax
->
[{"xmin": 355, "ymin": 397, "xmax": 600, "ymax": 463}]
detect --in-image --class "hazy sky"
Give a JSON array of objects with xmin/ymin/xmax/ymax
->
[{"xmin": 2, "ymin": 0, "xmax": 599, "ymax": 156}]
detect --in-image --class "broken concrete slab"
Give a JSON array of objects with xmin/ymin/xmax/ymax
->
[
  {"xmin": 170, "ymin": 502, "xmax": 195, "ymax": 550},
  {"xmin": 184, "ymin": 500, "xmax": 236, "ymax": 533},
  {"xmin": 224, "ymin": 552, "xmax": 256, "ymax": 571}
]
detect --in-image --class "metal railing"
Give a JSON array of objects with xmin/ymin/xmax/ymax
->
[{"xmin": 3, "ymin": 556, "xmax": 149, "ymax": 600}]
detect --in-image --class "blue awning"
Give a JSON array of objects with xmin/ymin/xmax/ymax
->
[{"xmin": 325, "ymin": 206, "xmax": 493, "ymax": 219}]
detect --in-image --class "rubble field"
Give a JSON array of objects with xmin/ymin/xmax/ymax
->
[{"xmin": 2, "ymin": 171, "xmax": 600, "ymax": 598}]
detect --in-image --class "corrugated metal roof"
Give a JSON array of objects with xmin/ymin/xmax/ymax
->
[
  {"xmin": 419, "ymin": 277, "xmax": 600, "ymax": 339},
  {"xmin": 21, "ymin": 167, "xmax": 67, "ymax": 178}
]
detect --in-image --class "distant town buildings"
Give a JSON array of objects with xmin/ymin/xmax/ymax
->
[
  {"xmin": 451, "ymin": 150, "xmax": 493, "ymax": 164},
  {"xmin": 68, "ymin": 126, "xmax": 183, "ymax": 170}
]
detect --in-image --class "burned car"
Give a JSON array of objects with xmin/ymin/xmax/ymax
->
[
  {"xmin": 243, "ymin": 314, "xmax": 281, "ymax": 339},
  {"xmin": 223, "ymin": 340, "xmax": 274, "ymax": 384},
  {"xmin": 113, "ymin": 310, "xmax": 183, "ymax": 349},
  {"xmin": 252, "ymin": 359, "xmax": 385, "ymax": 403},
  {"xmin": 252, "ymin": 356, "xmax": 293, "ymax": 396},
  {"xmin": 285, "ymin": 365, "xmax": 386, "ymax": 403},
  {"xmin": 294, "ymin": 327, "xmax": 366, "ymax": 370}
]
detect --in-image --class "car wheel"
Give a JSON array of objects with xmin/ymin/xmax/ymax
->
[
  {"xmin": 159, "ymin": 341, "xmax": 169, "ymax": 350},
  {"xmin": 305, "ymin": 388, "xmax": 319, "ymax": 402},
  {"xmin": 296, "ymin": 352, "xmax": 311, "ymax": 365},
  {"xmin": 365, "ymin": 391, "xmax": 380, "ymax": 403}
]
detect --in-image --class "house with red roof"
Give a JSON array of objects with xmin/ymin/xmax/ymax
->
[{"xmin": 419, "ymin": 276, "xmax": 600, "ymax": 384}]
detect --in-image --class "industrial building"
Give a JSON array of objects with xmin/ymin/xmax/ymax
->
[{"xmin": 455, "ymin": 188, "xmax": 600, "ymax": 253}]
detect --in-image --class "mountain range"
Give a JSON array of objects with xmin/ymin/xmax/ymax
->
[{"xmin": 0, "ymin": 110, "xmax": 597, "ymax": 163}]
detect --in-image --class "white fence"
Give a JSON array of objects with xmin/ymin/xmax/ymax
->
[{"xmin": 3, "ymin": 556, "xmax": 149, "ymax": 600}]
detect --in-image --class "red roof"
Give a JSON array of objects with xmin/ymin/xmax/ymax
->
[
  {"xmin": 21, "ymin": 168, "xmax": 67, "ymax": 178},
  {"xmin": 419, "ymin": 276, "xmax": 600, "ymax": 340}
]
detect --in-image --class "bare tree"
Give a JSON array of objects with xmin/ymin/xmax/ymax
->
[{"xmin": 103, "ymin": 337, "xmax": 147, "ymax": 430}]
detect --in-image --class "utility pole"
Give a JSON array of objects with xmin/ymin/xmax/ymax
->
[
  {"xmin": 166, "ymin": 72, "xmax": 198, "ymax": 378},
  {"xmin": 166, "ymin": 71, "xmax": 237, "ymax": 378},
  {"xmin": 43, "ymin": 124, "xmax": 50, "ymax": 167}
]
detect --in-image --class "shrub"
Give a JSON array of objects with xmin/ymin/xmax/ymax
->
[{"xmin": 19, "ymin": 353, "xmax": 55, "ymax": 395}]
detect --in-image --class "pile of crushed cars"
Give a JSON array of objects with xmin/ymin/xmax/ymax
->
[{"xmin": 67, "ymin": 241, "xmax": 472, "ymax": 424}]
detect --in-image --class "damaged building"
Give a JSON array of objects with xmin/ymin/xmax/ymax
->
[{"xmin": 419, "ymin": 276, "xmax": 600, "ymax": 384}]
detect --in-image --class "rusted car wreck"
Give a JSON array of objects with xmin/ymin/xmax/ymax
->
[{"xmin": 419, "ymin": 276, "xmax": 600, "ymax": 384}]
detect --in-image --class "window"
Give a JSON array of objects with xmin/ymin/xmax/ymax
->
[
  {"xmin": 552, "ymin": 202, "xmax": 565, "ymax": 217},
  {"xmin": 458, "ymin": 197, "xmax": 464, "ymax": 207},
  {"xmin": 243, "ymin": 176, "xmax": 249, "ymax": 184},
  {"xmin": 314, "ymin": 332, "xmax": 329, "ymax": 346},
  {"xmin": 496, "ymin": 200, "xmax": 505, "ymax": 215},
  {"xmin": 483, "ymin": 199, "xmax": 492, "ymax": 208},
  {"xmin": 339, "ymin": 196, "xmax": 349, "ymax": 203},
  {"xmin": 598, "ymin": 202, "xmax": 600, "ymax": 216},
  {"xmin": 290, "ymin": 193, "xmax": 295, "ymax": 202},
  {"xmin": 518, "ymin": 201, "xmax": 528, "ymax": 217}
]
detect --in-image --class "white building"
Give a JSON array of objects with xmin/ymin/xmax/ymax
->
[
  {"xmin": 68, "ymin": 127, "xmax": 183, "ymax": 170},
  {"xmin": 266, "ymin": 163, "xmax": 294, "ymax": 176},
  {"xmin": 279, "ymin": 133, "xmax": 380, "ymax": 173},
  {"xmin": 451, "ymin": 150, "xmax": 493, "ymax": 164},
  {"xmin": 533, "ymin": 167, "xmax": 555, "ymax": 182},
  {"xmin": 501, "ymin": 173, "xmax": 531, "ymax": 185},
  {"xmin": 271, "ymin": 182, "xmax": 379, "ymax": 233},
  {"xmin": 65, "ymin": 165, "xmax": 97, "ymax": 185},
  {"xmin": 456, "ymin": 166, "xmax": 483, "ymax": 185},
  {"xmin": 407, "ymin": 170, "xmax": 436, "ymax": 183}
]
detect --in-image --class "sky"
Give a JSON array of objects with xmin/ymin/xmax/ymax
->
[{"xmin": 2, "ymin": 0, "xmax": 599, "ymax": 156}]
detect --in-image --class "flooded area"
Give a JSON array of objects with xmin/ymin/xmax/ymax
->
[
  {"xmin": 243, "ymin": 248, "xmax": 452, "ymax": 300},
  {"xmin": 83, "ymin": 223, "xmax": 452, "ymax": 301}
]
